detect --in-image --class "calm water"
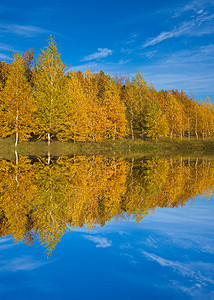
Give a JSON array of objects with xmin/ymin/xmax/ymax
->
[{"xmin": 0, "ymin": 155, "xmax": 213, "ymax": 299}]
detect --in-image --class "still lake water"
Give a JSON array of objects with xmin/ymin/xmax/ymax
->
[{"xmin": 0, "ymin": 155, "xmax": 213, "ymax": 299}]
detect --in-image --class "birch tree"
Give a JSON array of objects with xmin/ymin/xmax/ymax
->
[
  {"xmin": 0, "ymin": 53, "xmax": 34, "ymax": 146},
  {"xmin": 33, "ymin": 37, "xmax": 67, "ymax": 144}
]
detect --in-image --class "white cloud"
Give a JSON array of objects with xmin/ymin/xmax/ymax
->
[
  {"xmin": 0, "ymin": 256, "xmax": 43, "ymax": 272},
  {"xmin": 81, "ymin": 48, "xmax": 113, "ymax": 61},
  {"xmin": 0, "ymin": 42, "xmax": 15, "ymax": 52},
  {"xmin": 0, "ymin": 53, "xmax": 10, "ymax": 60},
  {"xmin": 142, "ymin": 13, "xmax": 214, "ymax": 48},
  {"xmin": 165, "ymin": 44, "xmax": 214, "ymax": 64},
  {"xmin": 174, "ymin": 1, "xmax": 203, "ymax": 17},
  {"xmin": 173, "ymin": 0, "xmax": 214, "ymax": 17},
  {"xmin": 0, "ymin": 24, "xmax": 48, "ymax": 37},
  {"xmin": 141, "ymin": 250, "xmax": 214, "ymax": 285},
  {"xmin": 82, "ymin": 235, "xmax": 112, "ymax": 248},
  {"xmin": 0, "ymin": 238, "xmax": 16, "ymax": 250},
  {"xmin": 142, "ymin": 50, "xmax": 158, "ymax": 59},
  {"xmin": 120, "ymin": 48, "xmax": 132, "ymax": 55},
  {"xmin": 0, "ymin": 237, "xmax": 12, "ymax": 244},
  {"xmin": 124, "ymin": 33, "xmax": 139, "ymax": 45},
  {"xmin": 142, "ymin": 21, "xmax": 195, "ymax": 48},
  {"xmin": 119, "ymin": 59, "xmax": 130, "ymax": 64}
]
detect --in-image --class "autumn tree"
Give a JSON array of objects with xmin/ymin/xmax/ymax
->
[
  {"xmin": 120, "ymin": 80, "xmax": 138, "ymax": 139},
  {"xmin": 157, "ymin": 90, "xmax": 185, "ymax": 139},
  {"xmin": 0, "ymin": 53, "xmax": 35, "ymax": 146},
  {"xmin": 33, "ymin": 36, "xmax": 67, "ymax": 144},
  {"xmin": 143, "ymin": 105, "xmax": 169, "ymax": 139},
  {"xmin": 132, "ymin": 71, "xmax": 150, "ymax": 136},
  {"xmin": 103, "ymin": 78, "xmax": 127, "ymax": 139},
  {"xmin": 59, "ymin": 71, "xmax": 90, "ymax": 142},
  {"xmin": 82, "ymin": 68, "xmax": 109, "ymax": 142}
]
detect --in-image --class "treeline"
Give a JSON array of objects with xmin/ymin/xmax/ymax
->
[
  {"xmin": 0, "ymin": 37, "xmax": 214, "ymax": 144},
  {"xmin": 0, "ymin": 155, "xmax": 213, "ymax": 252}
]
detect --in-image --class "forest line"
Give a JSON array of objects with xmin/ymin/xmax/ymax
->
[{"xmin": 0, "ymin": 37, "xmax": 214, "ymax": 145}]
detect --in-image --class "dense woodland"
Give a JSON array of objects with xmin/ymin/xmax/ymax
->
[
  {"xmin": 0, "ymin": 155, "xmax": 213, "ymax": 252},
  {"xmin": 0, "ymin": 37, "xmax": 214, "ymax": 145}
]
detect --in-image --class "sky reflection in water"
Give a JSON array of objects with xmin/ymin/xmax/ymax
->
[{"xmin": 0, "ymin": 156, "xmax": 213, "ymax": 299}]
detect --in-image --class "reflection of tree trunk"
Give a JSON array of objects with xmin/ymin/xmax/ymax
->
[
  {"xmin": 130, "ymin": 157, "xmax": 134, "ymax": 176},
  {"xmin": 130, "ymin": 157, "xmax": 134, "ymax": 189},
  {"xmin": 15, "ymin": 149, "xmax": 19, "ymax": 186},
  {"xmin": 180, "ymin": 157, "xmax": 183, "ymax": 173},
  {"xmin": 15, "ymin": 149, "xmax": 19, "ymax": 165},
  {"xmin": 49, "ymin": 165, "xmax": 54, "ymax": 223},
  {"xmin": 48, "ymin": 151, "xmax": 51, "ymax": 165},
  {"xmin": 113, "ymin": 124, "xmax": 117, "ymax": 140},
  {"xmin": 195, "ymin": 158, "xmax": 198, "ymax": 182},
  {"xmin": 187, "ymin": 157, "xmax": 191, "ymax": 190},
  {"xmin": 170, "ymin": 158, "xmax": 173, "ymax": 169}
]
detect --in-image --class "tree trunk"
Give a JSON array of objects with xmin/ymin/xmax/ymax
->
[
  {"xmin": 130, "ymin": 120, "xmax": 134, "ymax": 140},
  {"xmin": 130, "ymin": 107, "xmax": 134, "ymax": 140},
  {"xmin": 15, "ymin": 108, "xmax": 19, "ymax": 147},
  {"xmin": 49, "ymin": 78, "xmax": 53, "ymax": 146},
  {"xmin": 48, "ymin": 132, "xmax": 51, "ymax": 146},
  {"xmin": 195, "ymin": 111, "xmax": 198, "ymax": 139},
  {"xmin": 188, "ymin": 110, "xmax": 190, "ymax": 140}
]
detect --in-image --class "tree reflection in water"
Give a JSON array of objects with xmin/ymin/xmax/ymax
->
[{"xmin": 0, "ymin": 155, "xmax": 213, "ymax": 253}]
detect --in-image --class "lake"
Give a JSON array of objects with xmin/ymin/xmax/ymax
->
[{"xmin": 0, "ymin": 155, "xmax": 213, "ymax": 299}]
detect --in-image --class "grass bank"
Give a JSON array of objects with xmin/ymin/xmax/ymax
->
[{"xmin": 0, "ymin": 137, "xmax": 213, "ymax": 160}]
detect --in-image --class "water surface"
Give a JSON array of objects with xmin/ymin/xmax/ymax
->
[{"xmin": 0, "ymin": 155, "xmax": 213, "ymax": 299}]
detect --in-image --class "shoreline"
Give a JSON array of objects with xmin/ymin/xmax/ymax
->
[{"xmin": 0, "ymin": 137, "xmax": 213, "ymax": 160}]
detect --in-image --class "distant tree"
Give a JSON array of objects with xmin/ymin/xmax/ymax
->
[
  {"xmin": 61, "ymin": 71, "xmax": 90, "ymax": 142},
  {"xmin": 0, "ymin": 61, "xmax": 10, "ymax": 89},
  {"xmin": 143, "ymin": 98, "xmax": 169, "ymax": 139},
  {"xmin": 158, "ymin": 91, "xmax": 185, "ymax": 139},
  {"xmin": 103, "ymin": 78, "xmax": 127, "ymax": 139},
  {"xmin": 82, "ymin": 68, "xmax": 109, "ymax": 142},
  {"xmin": 23, "ymin": 48, "xmax": 34, "ymax": 83},
  {"xmin": 122, "ymin": 81, "xmax": 139, "ymax": 139}
]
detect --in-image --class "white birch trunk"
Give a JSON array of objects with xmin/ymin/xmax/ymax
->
[
  {"xmin": 15, "ymin": 108, "xmax": 19, "ymax": 147},
  {"xmin": 48, "ymin": 132, "xmax": 51, "ymax": 146},
  {"xmin": 195, "ymin": 110, "xmax": 198, "ymax": 139}
]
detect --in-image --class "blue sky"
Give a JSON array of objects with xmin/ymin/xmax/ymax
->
[{"xmin": 0, "ymin": 0, "xmax": 214, "ymax": 101}]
